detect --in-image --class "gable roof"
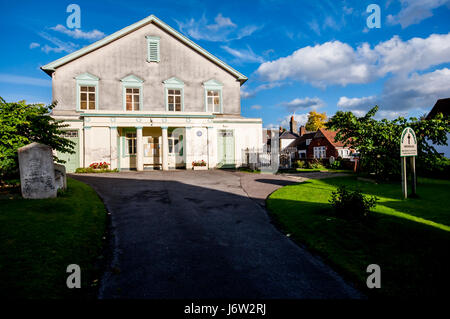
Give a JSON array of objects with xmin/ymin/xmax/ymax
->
[
  {"xmin": 426, "ymin": 98, "xmax": 450, "ymax": 119},
  {"xmin": 316, "ymin": 128, "xmax": 346, "ymax": 147},
  {"xmin": 279, "ymin": 131, "xmax": 299, "ymax": 139},
  {"xmin": 287, "ymin": 131, "xmax": 316, "ymax": 149},
  {"xmin": 40, "ymin": 15, "xmax": 247, "ymax": 84}
]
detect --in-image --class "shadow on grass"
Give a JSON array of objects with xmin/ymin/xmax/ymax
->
[{"xmin": 267, "ymin": 195, "xmax": 450, "ymax": 299}]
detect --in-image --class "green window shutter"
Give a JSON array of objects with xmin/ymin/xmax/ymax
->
[{"xmin": 146, "ymin": 36, "xmax": 160, "ymax": 62}]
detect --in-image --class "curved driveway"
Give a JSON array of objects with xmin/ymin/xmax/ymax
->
[{"xmin": 72, "ymin": 170, "xmax": 362, "ymax": 299}]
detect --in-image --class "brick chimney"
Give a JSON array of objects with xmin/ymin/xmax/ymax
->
[
  {"xmin": 289, "ymin": 116, "xmax": 297, "ymax": 134},
  {"xmin": 299, "ymin": 125, "xmax": 306, "ymax": 136}
]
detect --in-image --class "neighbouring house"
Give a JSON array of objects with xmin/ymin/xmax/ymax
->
[
  {"xmin": 41, "ymin": 15, "xmax": 262, "ymax": 172},
  {"xmin": 426, "ymin": 98, "xmax": 449, "ymax": 157},
  {"xmin": 286, "ymin": 116, "xmax": 353, "ymax": 161},
  {"xmin": 279, "ymin": 116, "xmax": 299, "ymax": 151},
  {"xmin": 306, "ymin": 128, "xmax": 352, "ymax": 160}
]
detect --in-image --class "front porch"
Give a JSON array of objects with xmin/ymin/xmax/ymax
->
[{"xmin": 84, "ymin": 125, "xmax": 216, "ymax": 171}]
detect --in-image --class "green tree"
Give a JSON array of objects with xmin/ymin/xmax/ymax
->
[
  {"xmin": 0, "ymin": 98, "xmax": 75, "ymax": 180},
  {"xmin": 326, "ymin": 106, "xmax": 450, "ymax": 179},
  {"xmin": 305, "ymin": 111, "xmax": 327, "ymax": 131}
]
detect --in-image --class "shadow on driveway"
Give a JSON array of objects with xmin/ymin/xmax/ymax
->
[{"xmin": 71, "ymin": 171, "xmax": 363, "ymax": 299}]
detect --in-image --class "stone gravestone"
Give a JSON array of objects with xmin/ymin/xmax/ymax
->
[
  {"xmin": 18, "ymin": 142, "xmax": 57, "ymax": 199},
  {"xmin": 54, "ymin": 163, "xmax": 67, "ymax": 191}
]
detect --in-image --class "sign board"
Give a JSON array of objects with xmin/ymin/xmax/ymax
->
[{"xmin": 400, "ymin": 127, "xmax": 417, "ymax": 157}]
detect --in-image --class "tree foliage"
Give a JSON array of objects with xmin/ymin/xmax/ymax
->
[
  {"xmin": 326, "ymin": 106, "xmax": 450, "ymax": 179},
  {"xmin": 305, "ymin": 111, "xmax": 327, "ymax": 131},
  {"xmin": 0, "ymin": 98, "xmax": 75, "ymax": 180}
]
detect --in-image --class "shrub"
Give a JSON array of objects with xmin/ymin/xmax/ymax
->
[
  {"xmin": 308, "ymin": 159, "xmax": 325, "ymax": 169},
  {"xmin": 330, "ymin": 159, "xmax": 341, "ymax": 169},
  {"xmin": 295, "ymin": 160, "xmax": 306, "ymax": 168},
  {"xmin": 329, "ymin": 186, "xmax": 378, "ymax": 220}
]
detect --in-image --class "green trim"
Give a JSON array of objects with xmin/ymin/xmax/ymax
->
[
  {"xmin": 40, "ymin": 15, "xmax": 247, "ymax": 83},
  {"xmin": 79, "ymin": 113, "xmax": 215, "ymax": 118},
  {"xmin": 122, "ymin": 127, "xmax": 137, "ymax": 158},
  {"xmin": 136, "ymin": 126, "xmax": 143, "ymax": 129},
  {"xmin": 161, "ymin": 125, "xmax": 168, "ymax": 129},
  {"xmin": 84, "ymin": 126, "xmax": 92, "ymax": 129}
]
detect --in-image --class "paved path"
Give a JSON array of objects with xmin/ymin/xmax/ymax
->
[{"xmin": 72, "ymin": 170, "xmax": 362, "ymax": 299}]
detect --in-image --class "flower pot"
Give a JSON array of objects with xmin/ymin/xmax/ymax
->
[{"xmin": 193, "ymin": 166, "xmax": 208, "ymax": 170}]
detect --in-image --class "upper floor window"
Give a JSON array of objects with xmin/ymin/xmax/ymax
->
[
  {"xmin": 167, "ymin": 89, "xmax": 182, "ymax": 111},
  {"xmin": 80, "ymin": 86, "xmax": 96, "ymax": 110},
  {"xmin": 121, "ymin": 75, "xmax": 144, "ymax": 111},
  {"xmin": 203, "ymin": 79, "xmax": 223, "ymax": 113},
  {"xmin": 146, "ymin": 35, "xmax": 160, "ymax": 62},
  {"xmin": 163, "ymin": 77, "xmax": 184, "ymax": 112},
  {"xmin": 75, "ymin": 72, "xmax": 99, "ymax": 111},
  {"xmin": 207, "ymin": 90, "xmax": 221, "ymax": 113}
]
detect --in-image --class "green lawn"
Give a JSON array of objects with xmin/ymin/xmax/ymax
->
[
  {"xmin": 0, "ymin": 178, "xmax": 107, "ymax": 299},
  {"xmin": 267, "ymin": 176, "xmax": 450, "ymax": 298},
  {"xmin": 295, "ymin": 168, "xmax": 353, "ymax": 173}
]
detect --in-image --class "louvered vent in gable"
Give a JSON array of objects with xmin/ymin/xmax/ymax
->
[{"xmin": 146, "ymin": 36, "xmax": 160, "ymax": 62}]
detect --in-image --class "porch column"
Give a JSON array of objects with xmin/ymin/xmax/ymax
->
[
  {"xmin": 136, "ymin": 126, "xmax": 144, "ymax": 171},
  {"xmin": 83, "ymin": 126, "xmax": 92, "ymax": 167},
  {"xmin": 109, "ymin": 126, "xmax": 118, "ymax": 170},
  {"xmin": 161, "ymin": 126, "xmax": 169, "ymax": 171},
  {"xmin": 185, "ymin": 127, "xmax": 192, "ymax": 169},
  {"xmin": 207, "ymin": 126, "xmax": 216, "ymax": 169}
]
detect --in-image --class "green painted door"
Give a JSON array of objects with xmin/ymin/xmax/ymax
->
[
  {"xmin": 58, "ymin": 130, "xmax": 80, "ymax": 173},
  {"xmin": 217, "ymin": 130, "xmax": 235, "ymax": 168}
]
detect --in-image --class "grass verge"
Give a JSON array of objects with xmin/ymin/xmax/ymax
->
[
  {"xmin": 266, "ymin": 176, "xmax": 450, "ymax": 298},
  {"xmin": 0, "ymin": 177, "xmax": 107, "ymax": 299}
]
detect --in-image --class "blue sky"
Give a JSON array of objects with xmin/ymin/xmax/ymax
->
[{"xmin": 1, "ymin": 0, "xmax": 449, "ymax": 128}]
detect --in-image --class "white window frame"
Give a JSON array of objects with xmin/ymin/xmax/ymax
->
[
  {"xmin": 121, "ymin": 75, "xmax": 144, "ymax": 111},
  {"xmin": 163, "ymin": 77, "xmax": 184, "ymax": 112},
  {"xmin": 126, "ymin": 132, "xmax": 137, "ymax": 155},
  {"xmin": 146, "ymin": 35, "xmax": 160, "ymax": 63},
  {"xmin": 203, "ymin": 79, "xmax": 223, "ymax": 113},
  {"xmin": 75, "ymin": 73, "xmax": 99, "ymax": 111},
  {"xmin": 314, "ymin": 146, "xmax": 326, "ymax": 159}
]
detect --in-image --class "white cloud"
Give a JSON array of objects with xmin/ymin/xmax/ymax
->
[
  {"xmin": 29, "ymin": 42, "xmax": 40, "ymax": 49},
  {"xmin": 50, "ymin": 24, "xmax": 105, "ymax": 41},
  {"xmin": 337, "ymin": 68, "xmax": 450, "ymax": 114},
  {"xmin": 256, "ymin": 41, "xmax": 376, "ymax": 86},
  {"xmin": 387, "ymin": 0, "xmax": 450, "ymax": 28},
  {"xmin": 221, "ymin": 45, "xmax": 264, "ymax": 64},
  {"xmin": 176, "ymin": 14, "xmax": 261, "ymax": 42},
  {"xmin": 337, "ymin": 96, "xmax": 378, "ymax": 110},
  {"xmin": 38, "ymin": 32, "xmax": 79, "ymax": 53},
  {"xmin": 0, "ymin": 74, "xmax": 51, "ymax": 87},
  {"xmin": 240, "ymin": 82, "xmax": 284, "ymax": 99},
  {"xmin": 256, "ymin": 33, "xmax": 450, "ymax": 87},
  {"xmin": 251, "ymin": 105, "xmax": 262, "ymax": 110},
  {"xmin": 282, "ymin": 97, "xmax": 325, "ymax": 112}
]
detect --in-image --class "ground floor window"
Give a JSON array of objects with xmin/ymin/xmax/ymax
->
[
  {"xmin": 168, "ymin": 132, "xmax": 183, "ymax": 155},
  {"xmin": 314, "ymin": 146, "xmax": 326, "ymax": 159},
  {"xmin": 144, "ymin": 136, "xmax": 159, "ymax": 157},
  {"xmin": 126, "ymin": 133, "xmax": 137, "ymax": 155}
]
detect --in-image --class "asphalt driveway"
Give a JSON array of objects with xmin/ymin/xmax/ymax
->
[{"xmin": 72, "ymin": 170, "xmax": 362, "ymax": 299}]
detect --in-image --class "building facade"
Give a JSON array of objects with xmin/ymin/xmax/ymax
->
[{"xmin": 41, "ymin": 15, "xmax": 262, "ymax": 172}]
